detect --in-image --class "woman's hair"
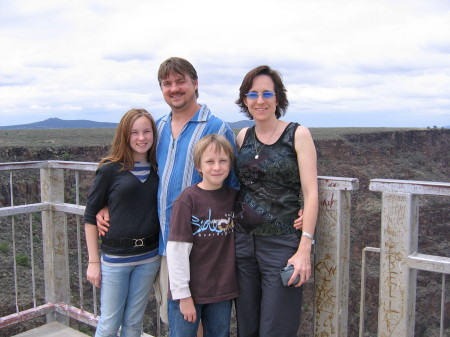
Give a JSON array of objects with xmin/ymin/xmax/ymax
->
[
  {"xmin": 193, "ymin": 134, "xmax": 235, "ymax": 176},
  {"xmin": 99, "ymin": 108, "xmax": 157, "ymax": 171},
  {"xmin": 235, "ymin": 65, "xmax": 289, "ymax": 120},
  {"xmin": 157, "ymin": 57, "xmax": 199, "ymax": 98}
]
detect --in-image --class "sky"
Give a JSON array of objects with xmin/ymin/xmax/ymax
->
[{"xmin": 1, "ymin": 0, "xmax": 450, "ymax": 128}]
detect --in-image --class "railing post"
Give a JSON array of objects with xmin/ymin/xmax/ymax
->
[
  {"xmin": 377, "ymin": 192, "xmax": 418, "ymax": 337},
  {"xmin": 40, "ymin": 165, "xmax": 70, "ymax": 325},
  {"xmin": 369, "ymin": 179, "xmax": 450, "ymax": 336},
  {"xmin": 314, "ymin": 177, "xmax": 358, "ymax": 336}
]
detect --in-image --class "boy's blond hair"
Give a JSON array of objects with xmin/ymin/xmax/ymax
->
[{"xmin": 193, "ymin": 134, "xmax": 235, "ymax": 175}]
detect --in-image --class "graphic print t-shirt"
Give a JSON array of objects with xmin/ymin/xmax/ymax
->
[{"xmin": 168, "ymin": 184, "xmax": 238, "ymax": 304}]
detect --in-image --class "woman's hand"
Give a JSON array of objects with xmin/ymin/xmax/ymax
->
[
  {"xmin": 96, "ymin": 206, "xmax": 110, "ymax": 236},
  {"xmin": 180, "ymin": 297, "xmax": 197, "ymax": 322},
  {"xmin": 86, "ymin": 262, "xmax": 101, "ymax": 288},
  {"xmin": 287, "ymin": 245, "xmax": 312, "ymax": 287}
]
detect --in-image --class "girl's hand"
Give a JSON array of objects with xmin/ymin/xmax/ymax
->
[
  {"xmin": 180, "ymin": 297, "xmax": 197, "ymax": 322},
  {"xmin": 293, "ymin": 209, "xmax": 304, "ymax": 230},
  {"xmin": 86, "ymin": 262, "xmax": 101, "ymax": 288}
]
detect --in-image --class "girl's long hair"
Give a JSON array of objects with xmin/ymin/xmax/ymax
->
[{"xmin": 99, "ymin": 108, "xmax": 157, "ymax": 171}]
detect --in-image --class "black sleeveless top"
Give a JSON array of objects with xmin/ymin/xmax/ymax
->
[{"xmin": 233, "ymin": 122, "xmax": 302, "ymax": 236}]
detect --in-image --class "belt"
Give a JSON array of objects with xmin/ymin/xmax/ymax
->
[{"xmin": 102, "ymin": 235, "xmax": 158, "ymax": 248}]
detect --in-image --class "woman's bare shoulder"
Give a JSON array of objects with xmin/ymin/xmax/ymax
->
[{"xmin": 236, "ymin": 127, "xmax": 250, "ymax": 148}]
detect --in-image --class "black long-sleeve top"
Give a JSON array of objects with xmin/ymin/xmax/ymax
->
[{"xmin": 84, "ymin": 162, "xmax": 159, "ymax": 255}]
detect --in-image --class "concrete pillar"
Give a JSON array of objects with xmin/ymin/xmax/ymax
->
[
  {"xmin": 314, "ymin": 177, "xmax": 358, "ymax": 336},
  {"xmin": 40, "ymin": 166, "xmax": 70, "ymax": 325},
  {"xmin": 369, "ymin": 179, "xmax": 450, "ymax": 337},
  {"xmin": 376, "ymin": 192, "xmax": 418, "ymax": 337}
]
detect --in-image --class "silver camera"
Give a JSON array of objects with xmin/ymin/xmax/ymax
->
[{"xmin": 280, "ymin": 265, "xmax": 300, "ymax": 287}]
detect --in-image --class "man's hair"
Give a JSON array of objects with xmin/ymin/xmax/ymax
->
[
  {"xmin": 193, "ymin": 134, "xmax": 235, "ymax": 176},
  {"xmin": 158, "ymin": 57, "xmax": 199, "ymax": 98},
  {"xmin": 100, "ymin": 108, "xmax": 157, "ymax": 171},
  {"xmin": 235, "ymin": 65, "xmax": 289, "ymax": 120}
]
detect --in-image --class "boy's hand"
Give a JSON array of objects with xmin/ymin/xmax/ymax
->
[
  {"xmin": 96, "ymin": 206, "xmax": 110, "ymax": 236},
  {"xmin": 293, "ymin": 209, "xmax": 304, "ymax": 230},
  {"xmin": 180, "ymin": 297, "xmax": 197, "ymax": 322}
]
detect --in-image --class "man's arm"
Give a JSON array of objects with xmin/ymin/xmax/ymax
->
[
  {"xmin": 96, "ymin": 206, "xmax": 110, "ymax": 236},
  {"xmin": 223, "ymin": 124, "xmax": 240, "ymax": 189},
  {"xmin": 293, "ymin": 209, "xmax": 304, "ymax": 230}
]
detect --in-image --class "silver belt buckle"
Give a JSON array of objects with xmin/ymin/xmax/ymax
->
[{"xmin": 133, "ymin": 238, "xmax": 144, "ymax": 247}]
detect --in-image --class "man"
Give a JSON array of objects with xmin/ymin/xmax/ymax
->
[
  {"xmin": 152, "ymin": 58, "xmax": 239, "ymax": 325},
  {"xmin": 96, "ymin": 57, "xmax": 239, "ymax": 326},
  {"xmin": 155, "ymin": 57, "xmax": 239, "ymax": 256}
]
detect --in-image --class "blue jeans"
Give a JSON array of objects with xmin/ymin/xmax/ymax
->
[
  {"xmin": 95, "ymin": 257, "xmax": 161, "ymax": 337},
  {"xmin": 168, "ymin": 299, "xmax": 232, "ymax": 337}
]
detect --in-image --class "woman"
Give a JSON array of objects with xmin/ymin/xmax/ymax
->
[
  {"xmin": 233, "ymin": 66, "xmax": 318, "ymax": 337},
  {"xmin": 84, "ymin": 108, "xmax": 160, "ymax": 337}
]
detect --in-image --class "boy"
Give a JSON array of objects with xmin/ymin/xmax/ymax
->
[{"xmin": 166, "ymin": 134, "xmax": 238, "ymax": 337}]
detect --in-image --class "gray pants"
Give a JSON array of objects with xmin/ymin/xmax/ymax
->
[{"xmin": 234, "ymin": 232, "xmax": 303, "ymax": 337}]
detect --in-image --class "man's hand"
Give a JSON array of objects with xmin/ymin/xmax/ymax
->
[
  {"xmin": 180, "ymin": 297, "xmax": 197, "ymax": 322},
  {"xmin": 96, "ymin": 206, "xmax": 110, "ymax": 236},
  {"xmin": 293, "ymin": 209, "xmax": 304, "ymax": 230}
]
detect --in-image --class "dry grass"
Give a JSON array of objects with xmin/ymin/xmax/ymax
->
[
  {"xmin": 309, "ymin": 127, "xmax": 427, "ymax": 140},
  {"xmin": 0, "ymin": 128, "xmax": 117, "ymax": 147},
  {"xmin": 0, "ymin": 127, "xmax": 426, "ymax": 148}
]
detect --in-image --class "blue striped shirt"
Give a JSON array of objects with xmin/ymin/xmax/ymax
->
[
  {"xmin": 102, "ymin": 250, "xmax": 160, "ymax": 267},
  {"xmin": 156, "ymin": 104, "xmax": 239, "ymax": 255},
  {"xmin": 131, "ymin": 161, "xmax": 151, "ymax": 183}
]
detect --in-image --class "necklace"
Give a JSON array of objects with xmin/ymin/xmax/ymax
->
[{"xmin": 254, "ymin": 120, "xmax": 279, "ymax": 159}]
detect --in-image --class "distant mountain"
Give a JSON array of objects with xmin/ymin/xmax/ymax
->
[
  {"xmin": 228, "ymin": 120, "xmax": 254, "ymax": 129},
  {"xmin": 0, "ymin": 118, "xmax": 118, "ymax": 130},
  {"xmin": 0, "ymin": 117, "xmax": 254, "ymax": 130}
]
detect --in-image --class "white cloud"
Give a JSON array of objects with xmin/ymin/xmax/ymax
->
[{"xmin": 1, "ymin": 0, "xmax": 449, "ymax": 127}]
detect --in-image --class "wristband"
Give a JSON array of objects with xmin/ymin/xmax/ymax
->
[
  {"xmin": 88, "ymin": 261, "xmax": 100, "ymax": 263},
  {"xmin": 302, "ymin": 231, "xmax": 315, "ymax": 244}
]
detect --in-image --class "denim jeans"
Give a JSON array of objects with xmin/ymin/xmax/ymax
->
[
  {"xmin": 95, "ymin": 257, "xmax": 161, "ymax": 337},
  {"xmin": 168, "ymin": 299, "xmax": 232, "ymax": 337}
]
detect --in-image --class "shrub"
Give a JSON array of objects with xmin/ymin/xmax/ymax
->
[
  {"xmin": 16, "ymin": 254, "xmax": 29, "ymax": 267},
  {"xmin": 0, "ymin": 241, "xmax": 9, "ymax": 254}
]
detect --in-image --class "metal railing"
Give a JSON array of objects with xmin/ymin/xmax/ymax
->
[
  {"xmin": 0, "ymin": 161, "xmax": 448, "ymax": 336},
  {"xmin": 365, "ymin": 179, "xmax": 450, "ymax": 337},
  {"xmin": 0, "ymin": 161, "xmax": 98, "ymax": 333}
]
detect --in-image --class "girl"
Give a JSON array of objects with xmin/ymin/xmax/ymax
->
[{"xmin": 84, "ymin": 108, "xmax": 160, "ymax": 337}]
